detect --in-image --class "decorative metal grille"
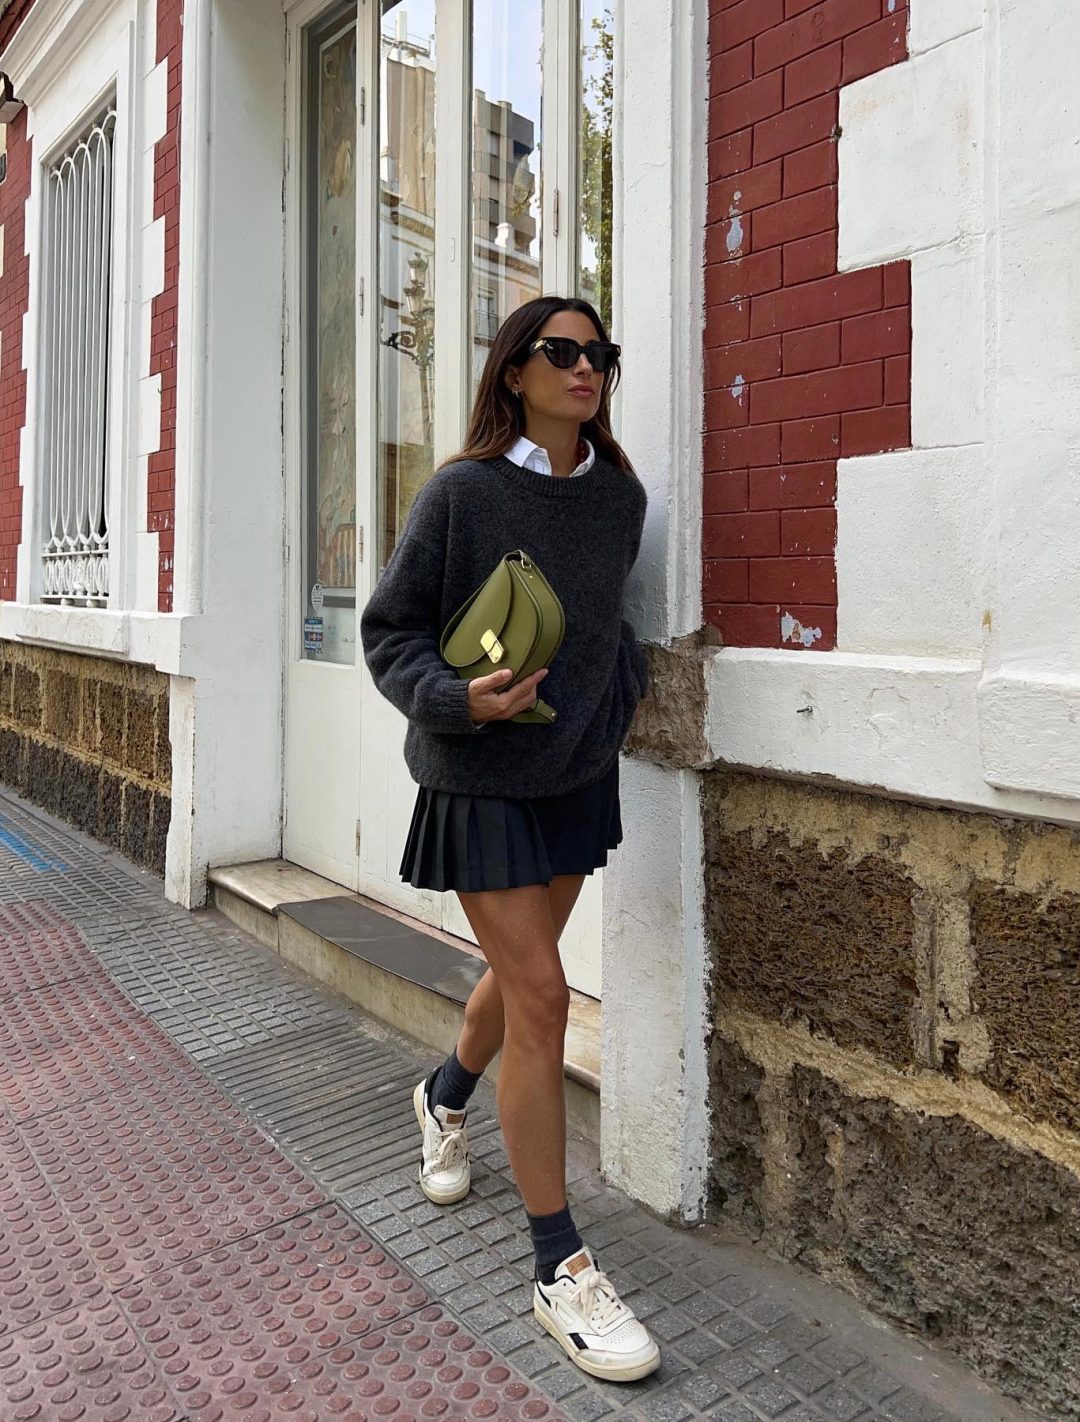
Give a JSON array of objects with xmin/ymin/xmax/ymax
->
[{"xmin": 40, "ymin": 105, "xmax": 117, "ymax": 605}]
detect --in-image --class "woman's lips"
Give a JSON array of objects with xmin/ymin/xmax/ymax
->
[{"xmin": 569, "ymin": 386, "xmax": 595, "ymax": 397}]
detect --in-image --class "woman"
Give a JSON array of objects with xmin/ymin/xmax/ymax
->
[{"xmin": 359, "ymin": 295, "xmax": 657, "ymax": 1383}]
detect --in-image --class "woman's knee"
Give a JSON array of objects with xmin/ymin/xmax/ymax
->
[{"xmin": 506, "ymin": 976, "xmax": 570, "ymax": 1044}]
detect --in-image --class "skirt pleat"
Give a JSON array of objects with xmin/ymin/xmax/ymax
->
[{"xmin": 399, "ymin": 758, "xmax": 622, "ymax": 893}]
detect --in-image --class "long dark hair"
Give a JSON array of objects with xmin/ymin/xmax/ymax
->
[{"xmin": 437, "ymin": 295, "xmax": 635, "ymax": 475}]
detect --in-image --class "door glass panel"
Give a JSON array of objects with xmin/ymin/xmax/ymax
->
[
  {"xmin": 470, "ymin": 0, "xmax": 543, "ymax": 396},
  {"xmin": 377, "ymin": 0, "xmax": 437, "ymax": 572},
  {"xmin": 579, "ymin": 0, "xmax": 614, "ymax": 330},
  {"xmin": 302, "ymin": 4, "xmax": 358, "ymax": 665}
]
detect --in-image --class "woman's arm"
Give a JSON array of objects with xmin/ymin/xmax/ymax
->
[{"xmin": 359, "ymin": 509, "xmax": 489, "ymax": 737}]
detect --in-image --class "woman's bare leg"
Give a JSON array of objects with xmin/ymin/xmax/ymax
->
[
  {"xmin": 455, "ymin": 874, "xmax": 586, "ymax": 1075},
  {"xmin": 455, "ymin": 880, "xmax": 584, "ymax": 1214}
]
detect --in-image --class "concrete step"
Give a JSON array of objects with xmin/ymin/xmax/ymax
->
[{"xmin": 208, "ymin": 859, "xmax": 601, "ymax": 1143}]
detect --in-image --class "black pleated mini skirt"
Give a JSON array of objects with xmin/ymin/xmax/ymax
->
[{"xmin": 399, "ymin": 757, "xmax": 623, "ymax": 892}]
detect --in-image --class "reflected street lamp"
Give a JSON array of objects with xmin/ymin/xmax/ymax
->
[{"xmin": 383, "ymin": 251, "xmax": 435, "ymax": 449}]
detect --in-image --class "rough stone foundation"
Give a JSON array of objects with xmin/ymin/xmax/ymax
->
[
  {"xmin": 704, "ymin": 771, "xmax": 1080, "ymax": 1420},
  {"xmin": 0, "ymin": 640, "xmax": 171, "ymax": 875}
]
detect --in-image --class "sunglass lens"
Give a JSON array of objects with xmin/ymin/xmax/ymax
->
[
  {"xmin": 545, "ymin": 339, "xmax": 579, "ymax": 368},
  {"xmin": 588, "ymin": 343, "xmax": 620, "ymax": 373}
]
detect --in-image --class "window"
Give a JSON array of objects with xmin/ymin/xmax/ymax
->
[
  {"xmin": 301, "ymin": 5, "xmax": 357, "ymax": 663},
  {"xmin": 470, "ymin": 0, "xmax": 543, "ymax": 396},
  {"xmin": 40, "ymin": 103, "xmax": 117, "ymax": 606}
]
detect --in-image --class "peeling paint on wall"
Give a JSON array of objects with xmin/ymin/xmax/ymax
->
[
  {"xmin": 781, "ymin": 613, "xmax": 823, "ymax": 648},
  {"xmin": 725, "ymin": 212, "xmax": 743, "ymax": 254}
]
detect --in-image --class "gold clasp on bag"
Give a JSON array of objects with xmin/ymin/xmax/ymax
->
[{"xmin": 481, "ymin": 628, "xmax": 504, "ymax": 663}]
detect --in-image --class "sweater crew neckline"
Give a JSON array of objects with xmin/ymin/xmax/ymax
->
[{"xmin": 491, "ymin": 453, "xmax": 603, "ymax": 499}]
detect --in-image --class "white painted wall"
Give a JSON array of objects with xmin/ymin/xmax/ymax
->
[
  {"xmin": 600, "ymin": 0, "xmax": 710, "ymax": 1222},
  {"xmin": 166, "ymin": 0, "xmax": 287, "ymax": 904},
  {"xmin": 707, "ymin": 0, "xmax": 1080, "ymax": 827}
]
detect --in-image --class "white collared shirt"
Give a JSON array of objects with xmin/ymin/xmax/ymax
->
[{"xmin": 506, "ymin": 434, "xmax": 596, "ymax": 479}]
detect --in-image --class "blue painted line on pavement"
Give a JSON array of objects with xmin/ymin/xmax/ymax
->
[{"xmin": 0, "ymin": 817, "xmax": 68, "ymax": 873}]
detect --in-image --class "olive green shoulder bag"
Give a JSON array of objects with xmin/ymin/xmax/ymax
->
[{"xmin": 439, "ymin": 550, "xmax": 565, "ymax": 724}]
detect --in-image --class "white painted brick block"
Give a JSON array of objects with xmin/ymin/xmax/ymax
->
[
  {"xmin": 138, "ymin": 373, "xmax": 162, "ymax": 457},
  {"xmin": 839, "ymin": 31, "xmax": 983, "ymax": 267},
  {"xmin": 911, "ymin": 239, "xmax": 985, "ymax": 448},
  {"xmin": 909, "ymin": 0, "xmax": 985, "ymax": 56},
  {"xmin": 836, "ymin": 446, "xmax": 989, "ymax": 656}
]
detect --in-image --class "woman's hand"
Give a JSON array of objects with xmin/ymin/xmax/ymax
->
[{"xmin": 467, "ymin": 667, "xmax": 549, "ymax": 724}]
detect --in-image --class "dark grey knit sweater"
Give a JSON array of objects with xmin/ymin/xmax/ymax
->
[{"xmin": 359, "ymin": 453, "xmax": 649, "ymax": 798}]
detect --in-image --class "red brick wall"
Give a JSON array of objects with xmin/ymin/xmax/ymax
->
[
  {"xmin": 148, "ymin": 0, "xmax": 183, "ymax": 613},
  {"xmin": 0, "ymin": 0, "xmax": 38, "ymax": 49},
  {"xmin": 0, "ymin": 107, "xmax": 31, "ymax": 601},
  {"xmin": 703, "ymin": 0, "xmax": 911, "ymax": 650}
]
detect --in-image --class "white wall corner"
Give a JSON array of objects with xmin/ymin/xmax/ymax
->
[
  {"xmin": 601, "ymin": 762, "xmax": 710, "ymax": 1222},
  {"xmin": 615, "ymin": 0, "xmax": 706, "ymax": 647},
  {"xmin": 836, "ymin": 446, "xmax": 989, "ymax": 657},
  {"xmin": 838, "ymin": 29, "xmax": 984, "ymax": 269}
]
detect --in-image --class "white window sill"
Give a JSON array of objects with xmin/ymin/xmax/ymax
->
[{"xmin": 0, "ymin": 602, "xmax": 189, "ymax": 673}]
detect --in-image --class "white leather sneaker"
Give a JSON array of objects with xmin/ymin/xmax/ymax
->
[
  {"xmin": 533, "ymin": 1247, "xmax": 661, "ymax": 1382},
  {"xmin": 412, "ymin": 1076, "xmax": 471, "ymax": 1205}
]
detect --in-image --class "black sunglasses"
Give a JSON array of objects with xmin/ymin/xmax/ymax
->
[{"xmin": 525, "ymin": 336, "xmax": 622, "ymax": 374}]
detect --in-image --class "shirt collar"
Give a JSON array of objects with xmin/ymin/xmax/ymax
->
[{"xmin": 506, "ymin": 434, "xmax": 595, "ymax": 479}]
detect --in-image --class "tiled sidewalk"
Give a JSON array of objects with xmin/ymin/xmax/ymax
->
[{"xmin": 0, "ymin": 787, "xmax": 1039, "ymax": 1422}]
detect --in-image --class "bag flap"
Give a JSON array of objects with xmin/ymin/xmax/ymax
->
[{"xmin": 440, "ymin": 556, "xmax": 515, "ymax": 667}]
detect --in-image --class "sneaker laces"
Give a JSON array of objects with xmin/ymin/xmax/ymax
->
[
  {"xmin": 429, "ymin": 1124, "xmax": 467, "ymax": 1174},
  {"xmin": 572, "ymin": 1265, "xmax": 627, "ymax": 1332}
]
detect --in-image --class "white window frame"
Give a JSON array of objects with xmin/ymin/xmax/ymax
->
[{"xmin": 0, "ymin": 0, "xmax": 154, "ymax": 654}]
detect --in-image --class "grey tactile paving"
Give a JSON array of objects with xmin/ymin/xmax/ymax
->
[
  {"xmin": 0, "ymin": 786, "xmax": 1039, "ymax": 1422},
  {"xmin": 200, "ymin": 1024, "xmax": 502, "ymax": 1195}
]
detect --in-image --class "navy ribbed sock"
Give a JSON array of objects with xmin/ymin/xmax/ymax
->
[
  {"xmin": 428, "ymin": 1049, "xmax": 482, "ymax": 1114},
  {"xmin": 527, "ymin": 1205, "xmax": 585, "ymax": 1284}
]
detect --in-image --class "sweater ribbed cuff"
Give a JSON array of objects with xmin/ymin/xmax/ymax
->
[{"xmin": 437, "ymin": 674, "xmax": 490, "ymax": 735}]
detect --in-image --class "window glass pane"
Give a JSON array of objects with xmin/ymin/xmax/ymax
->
[
  {"xmin": 470, "ymin": 0, "xmax": 543, "ymax": 394},
  {"xmin": 579, "ymin": 0, "xmax": 614, "ymax": 330},
  {"xmin": 377, "ymin": 0, "xmax": 437, "ymax": 572},
  {"xmin": 302, "ymin": 6, "xmax": 357, "ymax": 664}
]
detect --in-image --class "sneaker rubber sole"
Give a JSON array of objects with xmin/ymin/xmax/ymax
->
[
  {"xmin": 413, "ymin": 1079, "xmax": 471, "ymax": 1205},
  {"xmin": 533, "ymin": 1294, "xmax": 661, "ymax": 1382}
]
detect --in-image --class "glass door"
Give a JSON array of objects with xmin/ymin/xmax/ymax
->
[{"xmin": 286, "ymin": 0, "xmax": 617, "ymax": 996}]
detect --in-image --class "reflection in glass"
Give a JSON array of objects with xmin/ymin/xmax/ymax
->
[
  {"xmin": 378, "ymin": 1, "xmax": 437, "ymax": 572},
  {"xmin": 302, "ymin": 5, "xmax": 357, "ymax": 665},
  {"xmin": 579, "ymin": 1, "xmax": 614, "ymax": 330},
  {"xmin": 470, "ymin": 0, "xmax": 543, "ymax": 394}
]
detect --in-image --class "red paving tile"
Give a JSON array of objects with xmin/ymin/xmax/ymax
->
[
  {"xmin": 0, "ymin": 977, "xmax": 202, "ymax": 1121},
  {"xmin": 0, "ymin": 1112, "xmax": 108, "ymax": 1336},
  {"xmin": 0, "ymin": 1298, "xmax": 180, "ymax": 1420},
  {"xmin": 0, "ymin": 902, "xmax": 567, "ymax": 1421},
  {"xmin": 120, "ymin": 1212, "xmax": 558, "ymax": 1421},
  {"xmin": 0, "ymin": 901, "xmax": 108, "ymax": 999},
  {"xmin": 17, "ymin": 1084, "xmax": 328, "ymax": 1288}
]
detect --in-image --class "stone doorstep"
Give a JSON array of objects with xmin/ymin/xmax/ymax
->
[{"xmin": 209, "ymin": 859, "xmax": 602, "ymax": 1136}]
